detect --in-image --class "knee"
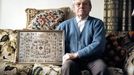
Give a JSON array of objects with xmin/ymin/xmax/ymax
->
[
  {"xmin": 96, "ymin": 59, "xmax": 107, "ymax": 68},
  {"xmin": 95, "ymin": 59, "xmax": 110, "ymax": 74},
  {"xmin": 88, "ymin": 59, "xmax": 110, "ymax": 75},
  {"xmin": 89, "ymin": 59, "xmax": 107, "ymax": 70},
  {"xmin": 61, "ymin": 60, "xmax": 81, "ymax": 75},
  {"xmin": 62, "ymin": 60, "xmax": 75, "ymax": 70}
]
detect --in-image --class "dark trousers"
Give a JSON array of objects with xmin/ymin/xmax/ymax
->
[{"xmin": 61, "ymin": 59, "xmax": 110, "ymax": 75}]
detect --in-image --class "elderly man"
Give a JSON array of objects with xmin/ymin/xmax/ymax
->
[{"xmin": 56, "ymin": 0, "xmax": 109, "ymax": 75}]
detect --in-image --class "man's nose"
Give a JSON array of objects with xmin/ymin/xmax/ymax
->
[{"xmin": 79, "ymin": 3, "xmax": 84, "ymax": 8}]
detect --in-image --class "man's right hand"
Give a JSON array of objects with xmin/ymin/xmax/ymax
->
[{"xmin": 62, "ymin": 53, "xmax": 78, "ymax": 64}]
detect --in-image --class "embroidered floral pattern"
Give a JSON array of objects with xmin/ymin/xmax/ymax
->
[
  {"xmin": 27, "ymin": 9, "xmax": 65, "ymax": 30},
  {"xmin": 26, "ymin": 8, "xmax": 69, "ymax": 30}
]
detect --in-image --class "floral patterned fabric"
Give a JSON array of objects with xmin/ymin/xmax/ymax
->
[
  {"xmin": 103, "ymin": 31, "xmax": 134, "ymax": 69},
  {"xmin": 0, "ymin": 29, "xmax": 17, "ymax": 62},
  {"xmin": 26, "ymin": 7, "xmax": 70, "ymax": 30},
  {"xmin": 32, "ymin": 64, "xmax": 61, "ymax": 75},
  {"xmin": 0, "ymin": 61, "xmax": 33, "ymax": 75},
  {"xmin": 124, "ymin": 48, "xmax": 134, "ymax": 75},
  {"xmin": 108, "ymin": 67, "xmax": 124, "ymax": 75}
]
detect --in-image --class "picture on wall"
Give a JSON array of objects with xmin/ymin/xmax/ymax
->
[{"xmin": 16, "ymin": 30, "xmax": 64, "ymax": 65}]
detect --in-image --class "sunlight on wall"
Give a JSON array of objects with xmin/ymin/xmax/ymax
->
[{"xmin": 0, "ymin": 0, "xmax": 104, "ymax": 29}]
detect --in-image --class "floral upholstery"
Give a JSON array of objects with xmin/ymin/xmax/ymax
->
[
  {"xmin": 0, "ymin": 61, "xmax": 33, "ymax": 75},
  {"xmin": 25, "ymin": 7, "xmax": 70, "ymax": 30},
  {"xmin": 103, "ymin": 32, "xmax": 129, "ymax": 68},
  {"xmin": 103, "ymin": 32, "xmax": 134, "ymax": 75},
  {"xmin": 124, "ymin": 48, "xmax": 134, "ymax": 75},
  {"xmin": 32, "ymin": 64, "xmax": 61, "ymax": 75},
  {"xmin": 0, "ymin": 29, "xmax": 17, "ymax": 62}
]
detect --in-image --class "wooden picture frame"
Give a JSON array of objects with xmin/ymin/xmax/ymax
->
[{"xmin": 17, "ymin": 30, "xmax": 64, "ymax": 65}]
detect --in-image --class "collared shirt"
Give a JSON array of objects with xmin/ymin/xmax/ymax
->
[{"xmin": 76, "ymin": 16, "xmax": 88, "ymax": 32}]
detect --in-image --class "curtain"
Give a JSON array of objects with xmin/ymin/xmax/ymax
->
[{"xmin": 104, "ymin": 0, "xmax": 132, "ymax": 32}]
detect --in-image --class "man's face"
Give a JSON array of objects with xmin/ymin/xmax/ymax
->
[{"xmin": 73, "ymin": 0, "xmax": 91, "ymax": 18}]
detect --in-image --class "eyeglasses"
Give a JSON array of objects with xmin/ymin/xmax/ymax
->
[{"xmin": 74, "ymin": 2, "xmax": 89, "ymax": 7}]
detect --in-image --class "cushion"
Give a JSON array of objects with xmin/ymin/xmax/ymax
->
[{"xmin": 25, "ymin": 7, "xmax": 70, "ymax": 30}]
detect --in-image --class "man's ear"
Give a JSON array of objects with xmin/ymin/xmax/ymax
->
[
  {"xmin": 89, "ymin": 6, "xmax": 92, "ymax": 12},
  {"xmin": 89, "ymin": 0, "xmax": 92, "ymax": 11}
]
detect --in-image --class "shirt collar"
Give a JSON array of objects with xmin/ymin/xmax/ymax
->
[{"xmin": 76, "ymin": 16, "xmax": 88, "ymax": 23}]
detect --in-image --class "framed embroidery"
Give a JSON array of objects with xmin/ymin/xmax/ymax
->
[{"xmin": 17, "ymin": 30, "xmax": 64, "ymax": 65}]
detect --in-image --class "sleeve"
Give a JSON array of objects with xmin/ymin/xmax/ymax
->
[
  {"xmin": 77, "ymin": 20, "xmax": 106, "ymax": 58},
  {"xmin": 55, "ymin": 21, "xmax": 67, "ymax": 30},
  {"xmin": 56, "ymin": 23, "xmax": 63, "ymax": 30}
]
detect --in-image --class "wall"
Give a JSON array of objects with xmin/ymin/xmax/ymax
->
[
  {"xmin": 0, "ymin": 0, "xmax": 104, "ymax": 29},
  {"xmin": 0, "ymin": 0, "xmax": 1, "ymax": 24}
]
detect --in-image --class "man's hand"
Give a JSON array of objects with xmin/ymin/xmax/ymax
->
[{"xmin": 62, "ymin": 53, "xmax": 78, "ymax": 64}]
